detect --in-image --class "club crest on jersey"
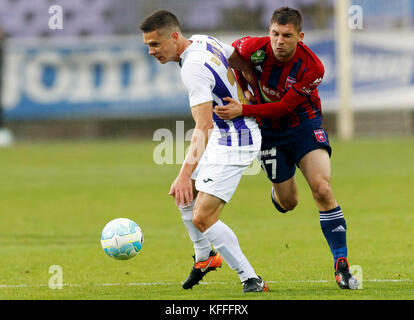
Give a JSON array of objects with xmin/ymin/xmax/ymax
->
[
  {"xmin": 285, "ymin": 76, "xmax": 296, "ymax": 91},
  {"xmin": 251, "ymin": 50, "xmax": 266, "ymax": 64},
  {"xmin": 314, "ymin": 129, "xmax": 327, "ymax": 143}
]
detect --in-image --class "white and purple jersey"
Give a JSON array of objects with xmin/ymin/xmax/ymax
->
[{"xmin": 179, "ymin": 34, "xmax": 261, "ymax": 165}]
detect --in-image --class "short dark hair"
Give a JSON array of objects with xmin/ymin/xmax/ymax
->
[
  {"xmin": 270, "ymin": 7, "xmax": 303, "ymax": 32},
  {"xmin": 139, "ymin": 10, "xmax": 181, "ymax": 34}
]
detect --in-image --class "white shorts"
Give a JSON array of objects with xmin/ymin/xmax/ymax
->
[
  {"xmin": 191, "ymin": 162, "xmax": 247, "ymax": 203},
  {"xmin": 191, "ymin": 141, "xmax": 260, "ymax": 203}
]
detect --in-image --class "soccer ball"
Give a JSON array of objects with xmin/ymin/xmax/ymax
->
[{"xmin": 101, "ymin": 218, "xmax": 144, "ymax": 260}]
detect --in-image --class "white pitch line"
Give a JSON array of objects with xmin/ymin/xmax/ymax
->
[{"xmin": 0, "ymin": 279, "xmax": 412, "ymax": 289}]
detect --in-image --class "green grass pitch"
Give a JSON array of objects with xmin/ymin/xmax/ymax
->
[{"xmin": 0, "ymin": 137, "xmax": 413, "ymax": 300}]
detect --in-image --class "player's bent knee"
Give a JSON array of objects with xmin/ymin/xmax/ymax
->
[
  {"xmin": 311, "ymin": 180, "xmax": 333, "ymax": 203},
  {"xmin": 192, "ymin": 214, "xmax": 215, "ymax": 233},
  {"xmin": 275, "ymin": 188, "xmax": 298, "ymax": 211},
  {"xmin": 192, "ymin": 205, "xmax": 212, "ymax": 232},
  {"xmin": 192, "ymin": 192, "xmax": 224, "ymax": 232},
  {"xmin": 279, "ymin": 198, "xmax": 298, "ymax": 211},
  {"xmin": 191, "ymin": 215, "xmax": 203, "ymax": 232}
]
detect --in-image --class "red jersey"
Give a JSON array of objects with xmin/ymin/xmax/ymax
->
[{"xmin": 232, "ymin": 36, "xmax": 325, "ymax": 146}]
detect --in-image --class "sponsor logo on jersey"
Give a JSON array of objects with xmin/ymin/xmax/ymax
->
[
  {"xmin": 300, "ymin": 87, "xmax": 312, "ymax": 95},
  {"xmin": 300, "ymin": 77, "xmax": 323, "ymax": 95},
  {"xmin": 311, "ymin": 77, "xmax": 323, "ymax": 86},
  {"xmin": 259, "ymin": 81, "xmax": 282, "ymax": 102},
  {"xmin": 299, "ymin": 77, "xmax": 323, "ymax": 95},
  {"xmin": 251, "ymin": 50, "xmax": 266, "ymax": 64}
]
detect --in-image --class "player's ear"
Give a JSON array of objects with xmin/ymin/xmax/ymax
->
[
  {"xmin": 171, "ymin": 31, "xmax": 179, "ymax": 41},
  {"xmin": 299, "ymin": 31, "xmax": 304, "ymax": 41}
]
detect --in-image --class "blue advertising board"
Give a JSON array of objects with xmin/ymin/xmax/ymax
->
[
  {"xmin": 2, "ymin": 34, "xmax": 414, "ymax": 120},
  {"xmin": 3, "ymin": 37, "xmax": 189, "ymax": 120}
]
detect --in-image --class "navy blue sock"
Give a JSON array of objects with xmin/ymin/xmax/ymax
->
[
  {"xmin": 319, "ymin": 206, "xmax": 348, "ymax": 269},
  {"xmin": 270, "ymin": 188, "xmax": 288, "ymax": 213}
]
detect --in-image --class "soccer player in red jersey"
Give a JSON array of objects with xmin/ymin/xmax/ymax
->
[{"xmin": 215, "ymin": 7, "xmax": 359, "ymax": 289}]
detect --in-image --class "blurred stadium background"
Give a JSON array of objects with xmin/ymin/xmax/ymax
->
[{"xmin": 0, "ymin": 0, "xmax": 413, "ymax": 143}]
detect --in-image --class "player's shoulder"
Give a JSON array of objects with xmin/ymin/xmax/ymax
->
[
  {"xmin": 181, "ymin": 35, "xmax": 209, "ymax": 67},
  {"xmin": 297, "ymin": 42, "xmax": 324, "ymax": 70},
  {"xmin": 189, "ymin": 34, "xmax": 226, "ymax": 50},
  {"xmin": 189, "ymin": 34, "xmax": 209, "ymax": 46},
  {"xmin": 232, "ymin": 36, "xmax": 270, "ymax": 55},
  {"xmin": 180, "ymin": 39, "xmax": 211, "ymax": 81},
  {"xmin": 183, "ymin": 34, "xmax": 225, "ymax": 60}
]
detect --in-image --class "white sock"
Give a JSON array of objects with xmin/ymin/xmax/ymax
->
[
  {"xmin": 178, "ymin": 200, "xmax": 212, "ymax": 262},
  {"xmin": 203, "ymin": 220, "xmax": 257, "ymax": 282}
]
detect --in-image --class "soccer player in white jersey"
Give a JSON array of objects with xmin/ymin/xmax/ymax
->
[{"xmin": 140, "ymin": 10, "xmax": 268, "ymax": 293}]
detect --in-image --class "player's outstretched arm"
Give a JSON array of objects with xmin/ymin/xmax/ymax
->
[
  {"xmin": 169, "ymin": 102, "xmax": 213, "ymax": 207},
  {"xmin": 228, "ymin": 50, "xmax": 258, "ymax": 95},
  {"xmin": 217, "ymin": 69, "xmax": 324, "ymax": 120},
  {"xmin": 214, "ymin": 97, "xmax": 243, "ymax": 120},
  {"xmin": 215, "ymin": 90, "xmax": 300, "ymax": 120}
]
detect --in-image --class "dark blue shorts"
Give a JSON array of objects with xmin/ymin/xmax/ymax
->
[{"xmin": 259, "ymin": 126, "xmax": 331, "ymax": 183}]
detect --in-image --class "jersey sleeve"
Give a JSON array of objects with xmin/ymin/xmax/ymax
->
[
  {"xmin": 181, "ymin": 62, "xmax": 215, "ymax": 107},
  {"xmin": 291, "ymin": 62, "xmax": 324, "ymax": 97},
  {"xmin": 232, "ymin": 36, "xmax": 259, "ymax": 61}
]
